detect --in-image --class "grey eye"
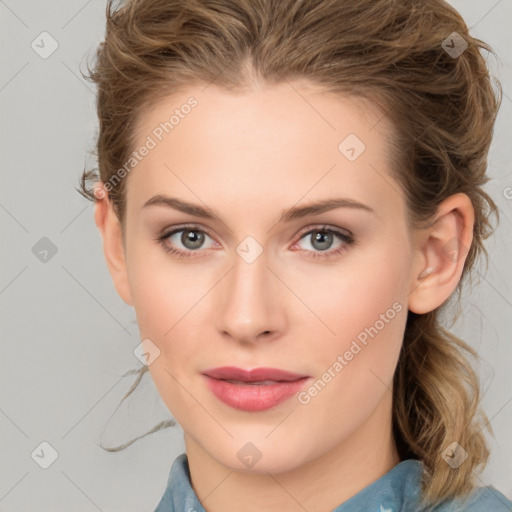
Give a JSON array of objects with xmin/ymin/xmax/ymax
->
[
  {"xmin": 180, "ymin": 229, "xmax": 206, "ymax": 250},
  {"xmin": 308, "ymin": 230, "xmax": 334, "ymax": 251}
]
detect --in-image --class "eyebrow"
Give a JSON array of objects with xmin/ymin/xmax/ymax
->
[{"xmin": 142, "ymin": 195, "xmax": 375, "ymax": 222}]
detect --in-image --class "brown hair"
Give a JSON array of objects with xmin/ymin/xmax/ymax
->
[{"xmin": 78, "ymin": 0, "xmax": 502, "ymax": 507}]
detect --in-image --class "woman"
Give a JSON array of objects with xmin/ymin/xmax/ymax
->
[{"xmin": 79, "ymin": 0, "xmax": 511, "ymax": 510}]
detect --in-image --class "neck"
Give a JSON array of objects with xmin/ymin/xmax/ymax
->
[{"xmin": 184, "ymin": 392, "xmax": 401, "ymax": 512}]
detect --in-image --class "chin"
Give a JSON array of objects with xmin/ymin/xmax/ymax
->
[{"xmin": 208, "ymin": 440, "xmax": 308, "ymax": 475}]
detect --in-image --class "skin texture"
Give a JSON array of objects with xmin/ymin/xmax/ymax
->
[{"xmin": 94, "ymin": 81, "xmax": 474, "ymax": 512}]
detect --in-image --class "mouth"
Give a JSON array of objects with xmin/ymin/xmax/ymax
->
[
  {"xmin": 202, "ymin": 366, "xmax": 309, "ymax": 382},
  {"xmin": 222, "ymin": 379, "xmax": 287, "ymax": 385},
  {"xmin": 201, "ymin": 366, "xmax": 311, "ymax": 411}
]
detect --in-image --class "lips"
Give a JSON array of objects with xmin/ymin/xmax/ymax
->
[
  {"xmin": 201, "ymin": 366, "xmax": 310, "ymax": 411},
  {"xmin": 202, "ymin": 366, "xmax": 308, "ymax": 383}
]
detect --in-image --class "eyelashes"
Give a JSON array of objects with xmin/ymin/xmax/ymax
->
[
  {"xmin": 290, "ymin": 226, "xmax": 355, "ymax": 260},
  {"xmin": 154, "ymin": 223, "xmax": 356, "ymax": 260},
  {"xmin": 156, "ymin": 225, "xmax": 218, "ymax": 259}
]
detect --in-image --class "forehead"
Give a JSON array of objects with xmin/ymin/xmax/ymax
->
[{"xmin": 127, "ymin": 82, "xmax": 402, "ymax": 219}]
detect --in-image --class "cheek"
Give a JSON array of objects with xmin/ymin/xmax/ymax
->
[
  {"xmin": 127, "ymin": 239, "xmax": 207, "ymax": 339},
  {"xmin": 301, "ymin": 239, "xmax": 409, "ymax": 344},
  {"xmin": 128, "ymin": 256, "xmax": 211, "ymax": 419},
  {"xmin": 127, "ymin": 248, "xmax": 218, "ymax": 397},
  {"xmin": 293, "ymin": 241, "xmax": 410, "ymax": 420},
  {"xmin": 296, "ymin": 247, "xmax": 409, "ymax": 438}
]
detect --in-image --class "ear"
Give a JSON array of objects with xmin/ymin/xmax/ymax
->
[
  {"xmin": 93, "ymin": 183, "xmax": 133, "ymax": 306},
  {"xmin": 408, "ymin": 193, "xmax": 474, "ymax": 314}
]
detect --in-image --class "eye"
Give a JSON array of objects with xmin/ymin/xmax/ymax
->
[
  {"xmin": 155, "ymin": 223, "xmax": 355, "ymax": 260},
  {"xmin": 155, "ymin": 225, "xmax": 217, "ymax": 258},
  {"xmin": 292, "ymin": 225, "xmax": 355, "ymax": 259}
]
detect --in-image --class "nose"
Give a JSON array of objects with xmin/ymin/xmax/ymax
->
[{"xmin": 214, "ymin": 247, "xmax": 286, "ymax": 345}]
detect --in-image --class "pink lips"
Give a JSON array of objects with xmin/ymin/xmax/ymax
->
[{"xmin": 202, "ymin": 366, "xmax": 310, "ymax": 412}]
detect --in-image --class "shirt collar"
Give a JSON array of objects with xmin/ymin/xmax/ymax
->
[{"xmin": 154, "ymin": 453, "xmax": 425, "ymax": 512}]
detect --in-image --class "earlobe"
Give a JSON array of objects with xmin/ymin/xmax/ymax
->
[
  {"xmin": 93, "ymin": 184, "xmax": 133, "ymax": 306},
  {"xmin": 408, "ymin": 193, "xmax": 474, "ymax": 314}
]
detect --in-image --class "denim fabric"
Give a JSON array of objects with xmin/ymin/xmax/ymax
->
[{"xmin": 154, "ymin": 453, "xmax": 512, "ymax": 512}]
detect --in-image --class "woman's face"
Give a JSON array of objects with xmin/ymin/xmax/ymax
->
[{"xmin": 113, "ymin": 81, "xmax": 421, "ymax": 473}]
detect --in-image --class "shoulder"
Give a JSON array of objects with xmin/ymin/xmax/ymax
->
[
  {"xmin": 395, "ymin": 460, "xmax": 511, "ymax": 512},
  {"xmin": 430, "ymin": 485, "xmax": 512, "ymax": 512}
]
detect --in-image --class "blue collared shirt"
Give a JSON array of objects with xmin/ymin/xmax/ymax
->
[{"xmin": 154, "ymin": 453, "xmax": 512, "ymax": 511}]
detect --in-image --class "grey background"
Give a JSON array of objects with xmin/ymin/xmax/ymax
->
[{"xmin": 1, "ymin": 1, "xmax": 511, "ymax": 511}]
